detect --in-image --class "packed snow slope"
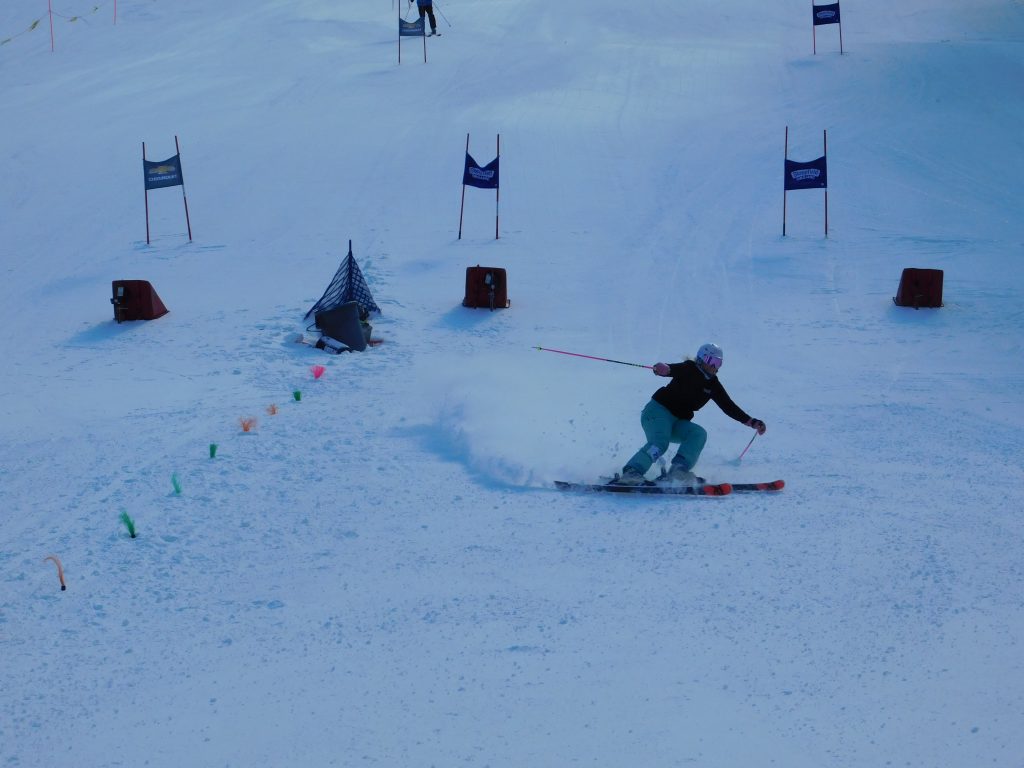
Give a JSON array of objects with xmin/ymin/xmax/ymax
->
[{"xmin": 2, "ymin": 0, "xmax": 1023, "ymax": 766}]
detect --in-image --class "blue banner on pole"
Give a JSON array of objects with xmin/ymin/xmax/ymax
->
[
  {"xmin": 463, "ymin": 154, "xmax": 499, "ymax": 189},
  {"xmin": 400, "ymin": 16, "xmax": 425, "ymax": 36},
  {"xmin": 812, "ymin": 2, "xmax": 841, "ymax": 25},
  {"xmin": 784, "ymin": 156, "xmax": 827, "ymax": 190},
  {"xmin": 144, "ymin": 155, "xmax": 183, "ymax": 190}
]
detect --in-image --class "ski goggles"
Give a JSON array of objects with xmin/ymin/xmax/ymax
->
[{"xmin": 700, "ymin": 355, "xmax": 723, "ymax": 373}]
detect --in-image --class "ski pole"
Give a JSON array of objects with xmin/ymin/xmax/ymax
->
[
  {"xmin": 534, "ymin": 346, "xmax": 652, "ymax": 370},
  {"xmin": 433, "ymin": 0, "xmax": 452, "ymax": 27},
  {"xmin": 736, "ymin": 432, "xmax": 757, "ymax": 462}
]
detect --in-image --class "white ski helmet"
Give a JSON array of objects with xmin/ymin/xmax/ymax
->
[{"xmin": 696, "ymin": 342, "xmax": 724, "ymax": 374}]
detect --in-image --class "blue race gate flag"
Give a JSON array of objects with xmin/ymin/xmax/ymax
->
[
  {"xmin": 142, "ymin": 137, "xmax": 193, "ymax": 244},
  {"xmin": 144, "ymin": 154, "xmax": 183, "ymax": 190},
  {"xmin": 786, "ymin": 126, "xmax": 827, "ymax": 236},
  {"xmin": 463, "ymin": 154, "xmax": 499, "ymax": 189},
  {"xmin": 784, "ymin": 156, "xmax": 827, "ymax": 190},
  {"xmin": 399, "ymin": 16, "xmax": 425, "ymax": 36},
  {"xmin": 812, "ymin": 2, "xmax": 841, "ymax": 25},
  {"xmin": 459, "ymin": 134, "xmax": 501, "ymax": 239},
  {"xmin": 811, "ymin": 1, "xmax": 843, "ymax": 53},
  {"xmin": 783, "ymin": 127, "xmax": 829, "ymax": 235}
]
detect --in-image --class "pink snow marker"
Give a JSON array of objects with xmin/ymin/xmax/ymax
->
[{"xmin": 311, "ymin": 365, "xmax": 326, "ymax": 380}]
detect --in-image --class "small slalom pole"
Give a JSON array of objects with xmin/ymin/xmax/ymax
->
[
  {"xmin": 44, "ymin": 555, "xmax": 66, "ymax": 591},
  {"xmin": 175, "ymin": 135, "xmax": 193, "ymax": 242},
  {"xmin": 534, "ymin": 346, "xmax": 652, "ymax": 370},
  {"xmin": 736, "ymin": 433, "xmax": 758, "ymax": 462}
]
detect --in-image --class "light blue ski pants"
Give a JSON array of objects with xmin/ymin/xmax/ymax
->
[{"xmin": 623, "ymin": 399, "xmax": 708, "ymax": 477}]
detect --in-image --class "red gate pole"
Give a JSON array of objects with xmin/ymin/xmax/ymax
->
[
  {"xmin": 811, "ymin": 0, "xmax": 816, "ymax": 55},
  {"xmin": 175, "ymin": 135, "xmax": 193, "ymax": 241},
  {"xmin": 494, "ymin": 134, "xmax": 500, "ymax": 239},
  {"xmin": 823, "ymin": 129, "xmax": 829, "ymax": 237},
  {"xmin": 458, "ymin": 133, "xmax": 469, "ymax": 239},
  {"xmin": 143, "ymin": 142, "xmax": 151, "ymax": 245},
  {"xmin": 782, "ymin": 126, "xmax": 788, "ymax": 236}
]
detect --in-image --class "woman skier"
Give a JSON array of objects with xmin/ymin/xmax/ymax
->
[{"xmin": 617, "ymin": 342, "xmax": 766, "ymax": 485}]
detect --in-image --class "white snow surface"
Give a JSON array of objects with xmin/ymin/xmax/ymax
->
[{"xmin": 2, "ymin": 0, "xmax": 1024, "ymax": 765}]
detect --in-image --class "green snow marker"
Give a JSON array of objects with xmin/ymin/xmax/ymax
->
[{"xmin": 119, "ymin": 511, "xmax": 137, "ymax": 539}]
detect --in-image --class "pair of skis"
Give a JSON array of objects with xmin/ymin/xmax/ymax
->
[{"xmin": 554, "ymin": 476, "xmax": 785, "ymax": 497}]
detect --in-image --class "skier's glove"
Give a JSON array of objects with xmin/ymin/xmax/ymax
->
[
  {"xmin": 653, "ymin": 362, "xmax": 670, "ymax": 376},
  {"xmin": 746, "ymin": 417, "xmax": 766, "ymax": 435}
]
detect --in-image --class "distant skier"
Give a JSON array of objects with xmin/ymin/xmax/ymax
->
[
  {"xmin": 410, "ymin": 0, "xmax": 438, "ymax": 36},
  {"xmin": 617, "ymin": 343, "xmax": 766, "ymax": 485}
]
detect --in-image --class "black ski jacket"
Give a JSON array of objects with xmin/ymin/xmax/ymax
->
[{"xmin": 651, "ymin": 360, "xmax": 751, "ymax": 423}]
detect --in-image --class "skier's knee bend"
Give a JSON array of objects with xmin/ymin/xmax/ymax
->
[
  {"xmin": 693, "ymin": 425, "xmax": 708, "ymax": 451},
  {"xmin": 672, "ymin": 424, "xmax": 708, "ymax": 469}
]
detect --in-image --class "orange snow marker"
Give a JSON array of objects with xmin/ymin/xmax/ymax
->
[
  {"xmin": 240, "ymin": 417, "xmax": 257, "ymax": 433},
  {"xmin": 44, "ymin": 555, "xmax": 66, "ymax": 591},
  {"xmin": 266, "ymin": 404, "xmax": 278, "ymax": 416}
]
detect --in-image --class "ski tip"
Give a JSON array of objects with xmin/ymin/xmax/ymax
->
[{"xmin": 772, "ymin": 479, "xmax": 785, "ymax": 490}]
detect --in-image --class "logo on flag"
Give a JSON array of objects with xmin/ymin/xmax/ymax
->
[
  {"xmin": 400, "ymin": 16, "xmax": 425, "ymax": 36},
  {"xmin": 463, "ymin": 153, "xmax": 499, "ymax": 189},
  {"xmin": 812, "ymin": 2, "xmax": 841, "ymax": 25},
  {"xmin": 144, "ymin": 155, "xmax": 183, "ymax": 190},
  {"xmin": 784, "ymin": 156, "xmax": 827, "ymax": 190}
]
